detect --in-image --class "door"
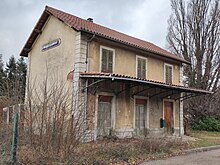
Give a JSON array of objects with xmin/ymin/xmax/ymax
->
[
  {"xmin": 97, "ymin": 96, "xmax": 112, "ymax": 136},
  {"xmin": 164, "ymin": 101, "xmax": 174, "ymax": 134},
  {"xmin": 135, "ymin": 99, "xmax": 147, "ymax": 135}
]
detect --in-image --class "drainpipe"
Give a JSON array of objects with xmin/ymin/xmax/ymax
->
[
  {"xmin": 179, "ymin": 99, "xmax": 181, "ymax": 137},
  {"xmin": 179, "ymin": 96, "xmax": 182, "ymax": 137}
]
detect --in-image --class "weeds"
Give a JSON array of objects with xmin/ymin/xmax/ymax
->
[
  {"xmin": 0, "ymin": 124, "xmax": 12, "ymax": 164},
  {"xmin": 1, "ymin": 120, "xmax": 190, "ymax": 165},
  {"xmin": 0, "ymin": 79, "xmax": 89, "ymax": 164},
  {"xmin": 68, "ymin": 137, "xmax": 190, "ymax": 165}
]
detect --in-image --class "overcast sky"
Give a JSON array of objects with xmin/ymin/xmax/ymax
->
[{"xmin": 0, "ymin": 0, "xmax": 172, "ymax": 65}]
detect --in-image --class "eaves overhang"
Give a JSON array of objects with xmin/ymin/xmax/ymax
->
[
  {"xmin": 80, "ymin": 29, "xmax": 190, "ymax": 65},
  {"xmin": 20, "ymin": 10, "xmax": 50, "ymax": 57}
]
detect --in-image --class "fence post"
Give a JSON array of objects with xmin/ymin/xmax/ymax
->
[{"xmin": 11, "ymin": 112, "xmax": 18, "ymax": 163}]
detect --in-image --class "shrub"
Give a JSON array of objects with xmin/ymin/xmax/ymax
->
[{"xmin": 192, "ymin": 116, "xmax": 220, "ymax": 131}]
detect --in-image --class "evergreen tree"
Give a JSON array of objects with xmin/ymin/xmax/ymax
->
[
  {"xmin": 0, "ymin": 54, "xmax": 6, "ymax": 96},
  {"xmin": 5, "ymin": 56, "xmax": 18, "ymax": 100},
  {"xmin": 6, "ymin": 56, "xmax": 17, "ymax": 80},
  {"xmin": 17, "ymin": 57, "xmax": 27, "ymax": 101},
  {"xmin": 4, "ymin": 56, "xmax": 27, "ymax": 102}
]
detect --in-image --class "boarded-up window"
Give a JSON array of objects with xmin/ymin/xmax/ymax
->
[
  {"xmin": 137, "ymin": 57, "xmax": 146, "ymax": 79},
  {"xmin": 135, "ymin": 99, "xmax": 147, "ymax": 136},
  {"xmin": 135, "ymin": 104, "xmax": 145, "ymax": 129},
  {"xmin": 101, "ymin": 48, "xmax": 113, "ymax": 73},
  {"xmin": 97, "ymin": 95, "xmax": 112, "ymax": 136},
  {"xmin": 165, "ymin": 64, "xmax": 173, "ymax": 84}
]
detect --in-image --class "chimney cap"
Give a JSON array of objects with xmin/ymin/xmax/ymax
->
[{"xmin": 87, "ymin": 18, "xmax": 93, "ymax": 22}]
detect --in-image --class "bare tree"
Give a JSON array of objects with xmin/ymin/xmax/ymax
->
[
  {"xmin": 167, "ymin": 0, "xmax": 220, "ymax": 90},
  {"xmin": 17, "ymin": 76, "xmax": 90, "ymax": 163},
  {"xmin": 166, "ymin": 0, "xmax": 220, "ymax": 123}
]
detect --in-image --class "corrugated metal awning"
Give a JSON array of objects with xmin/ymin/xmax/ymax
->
[{"xmin": 80, "ymin": 72, "xmax": 213, "ymax": 95}]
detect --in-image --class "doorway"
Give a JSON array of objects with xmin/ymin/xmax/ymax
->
[
  {"xmin": 135, "ymin": 99, "xmax": 147, "ymax": 135},
  {"xmin": 97, "ymin": 95, "xmax": 112, "ymax": 136},
  {"xmin": 164, "ymin": 101, "xmax": 174, "ymax": 134}
]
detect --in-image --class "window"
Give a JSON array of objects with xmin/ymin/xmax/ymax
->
[
  {"xmin": 136, "ymin": 56, "xmax": 147, "ymax": 79},
  {"xmin": 165, "ymin": 64, "xmax": 173, "ymax": 84},
  {"xmin": 100, "ymin": 46, "xmax": 115, "ymax": 73}
]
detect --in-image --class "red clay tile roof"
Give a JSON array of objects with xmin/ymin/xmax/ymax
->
[
  {"xmin": 80, "ymin": 72, "xmax": 212, "ymax": 94},
  {"xmin": 20, "ymin": 6, "xmax": 189, "ymax": 64}
]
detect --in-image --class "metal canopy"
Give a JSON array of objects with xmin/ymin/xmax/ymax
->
[
  {"xmin": 80, "ymin": 73, "xmax": 212, "ymax": 100},
  {"xmin": 116, "ymin": 84, "xmax": 138, "ymax": 96}
]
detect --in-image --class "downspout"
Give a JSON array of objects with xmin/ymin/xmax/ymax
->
[
  {"xmin": 179, "ymin": 94, "xmax": 184, "ymax": 137},
  {"xmin": 179, "ymin": 98, "xmax": 181, "ymax": 137},
  {"xmin": 179, "ymin": 64, "xmax": 183, "ymax": 137}
]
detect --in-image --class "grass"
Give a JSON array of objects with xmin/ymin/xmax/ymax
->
[{"xmin": 189, "ymin": 130, "xmax": 220, "ymax": 148}]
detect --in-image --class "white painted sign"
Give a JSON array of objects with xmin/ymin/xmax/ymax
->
[{"xmin": 42, "ymin": 39, "xmax": 61, "ymax": 51}]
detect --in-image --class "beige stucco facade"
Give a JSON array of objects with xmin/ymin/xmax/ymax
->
[
  {"xmin": 85, "ymin": 39, "xmax": 184, "ymax": 139},
  {"xmin": 25, "ymin": 15, "xmax": 184, "ymax": 141},
  {"xmin": 88, "ymin": 41, "xmax": 181, "ymax": 85},
  {"xmin": 27, "ymin": 16, "xmax": 75, "ymax": 96},
  {"xmin": 85, "ymin": 81, "xmax": 183, "ymax": 140}
]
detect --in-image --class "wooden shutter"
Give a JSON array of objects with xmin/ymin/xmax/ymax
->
[
  {"xmin": 101, "ymin": 48, "xmax": 113, "ymax": 73},
  {"xmin": 135, "ymin": 104, "xmax": 146, "ymax": 129},
  {"xmin": 137, "ymin": 58, "xmax": 146, "ymax": 78},
  {"xmin": 98, "ymin": 100, "xmax": 112, "ymax": 136},
  {"xmin": 141, "ymin": 59, "xmax": 146, "ymax": 78},
  {"xmin": 101, "ymin": 49, "xmax": 107, "ymax": 72},
  {"xmin": 137, "ymin": 58, "xmax": 142, "ymax": 78},
  {"xmin": 165, "ymin": 65, "xmax": 172, "ymax": 84},
  {"xmin": 135, "ymin": 105, "xmax": 140, "ymax": 128},
  {"xmin": 108, "ymin": 50, "xmax": 113, "ymax": 73},
  {"xmin": 139, "ymin": 105, "xmax": 145, "ymax": 128}
]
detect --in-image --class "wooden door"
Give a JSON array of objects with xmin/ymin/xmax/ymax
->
[
  {"xmin": 97, "ymin": 96, "xmax": 112, "ymax": 136},
  {"xmin": 164, "ymin": 101, "xmax": 173, "ymax": 134}
]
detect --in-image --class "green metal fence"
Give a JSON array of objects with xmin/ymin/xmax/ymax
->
[{"xmin": 0, "ymin": 105, "xmax": 25, "ymax": 164}]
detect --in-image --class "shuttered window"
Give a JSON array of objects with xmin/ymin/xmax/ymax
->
[
  {"xmin": 165, "ymin": 64, "xmax": 173, "ymax": 84},
  {"xmin": 137, "ymin": 57, "xmax": 147, "ymax": 79},
  {"xmin": 101, "ymin": 48, "xmax": 114, "ymax": 73}
]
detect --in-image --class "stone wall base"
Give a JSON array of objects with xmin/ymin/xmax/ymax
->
[
  {"xmin": 114, "ymin": 128, "xmax": 134, "ymax": 138},
  {"xmin": 82, "ymin": 127, "xmax": 184, "ymax": 142}
]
